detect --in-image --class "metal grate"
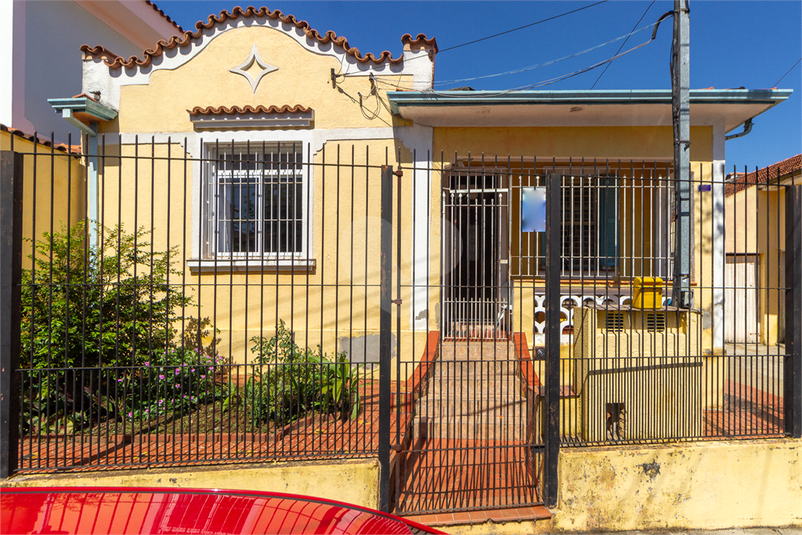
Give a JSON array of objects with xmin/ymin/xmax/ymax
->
[
  {"xmin": 646, "ymin": 312, "xmax": 666, "ymax": 332},
  {"xmin": 605, "ymin": 312, "xmax": 624, "ymax": 331}
]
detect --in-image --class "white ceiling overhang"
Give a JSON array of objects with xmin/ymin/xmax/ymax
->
[{"xmin": 387, "ymin": 89, "xmax": 792, "ymax": 133}]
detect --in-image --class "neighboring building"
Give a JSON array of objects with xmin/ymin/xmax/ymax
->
[
  {"xmin": 725, "ymin": 153, "xmax": 802, "ymax": 344},
  {"xmin": 0, "ymin": 0, "xmax": 181, "ymax": 137}
]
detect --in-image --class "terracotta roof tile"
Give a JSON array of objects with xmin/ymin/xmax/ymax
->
[
  {"xmin": 188, "ymin": 105, "xmax": 312, "ymax": 116},
  {"xmin": 145, "ymin": 0, "xmax": 183, "ymax": 33},
  {"xmin": 725, "ymin": 154, "xmax": 802, "ymax": 197},
  {"xmin": 0, "ymin": 124, "xmax": 82, "ymax": 155},
  {"xmin": 81, "ymin": 6, "xmax": 436, "ymax": 70}
]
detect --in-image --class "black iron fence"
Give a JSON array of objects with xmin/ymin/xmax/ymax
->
[{"xmin": 0, "ymin": 136, "xmax": 800, "ymax": 515}]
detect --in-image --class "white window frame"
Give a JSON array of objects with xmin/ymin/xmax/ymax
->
[{"xmin": 191, "ymin": 139, "xmax": 314, "ymax": 271}]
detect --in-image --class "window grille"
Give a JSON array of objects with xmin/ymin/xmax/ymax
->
[{"xmin": 206, "ymin": 142, "xmax": 304, "ymax": 257}]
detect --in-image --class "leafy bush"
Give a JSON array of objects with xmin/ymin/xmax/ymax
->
[
  {"xmin": 19, "ymin": 222, "xmax": 223, "ymax": 432},
  {"xmin": 21, "ymin": 222, "xmax": 188, "ymax": 370},
  {"xmin": 246, "ymin": 321, "xmax": 361, "ymax": 426}
]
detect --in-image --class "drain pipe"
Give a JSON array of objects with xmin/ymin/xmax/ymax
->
[
  {"xmin": 47, "ymin": 96, "xmax": 117, "ymax": 246},
  {"xmin": 725, "ymin": 118, "xmax": 753, "ymax": 141}
]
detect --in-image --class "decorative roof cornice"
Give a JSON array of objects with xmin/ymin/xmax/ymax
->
[
  {"xmin": 188, "ymin": 105, "xmax": 312, "ymax": 116},
  {"xmin": 80, "ymin": 6, "xmax": 437, "ymax": 70}
]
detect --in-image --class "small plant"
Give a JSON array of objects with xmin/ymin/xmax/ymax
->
[
  {"xmin": 246, "ymin": 321, "xmax": 361, "ymax": 426},
  {"xmin": 121, "ymin": 347, "xmax": 229, "ymax": 420}
]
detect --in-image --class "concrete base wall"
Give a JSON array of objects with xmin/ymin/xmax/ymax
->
[
  {"xmin": 2, "ymin": 459, "xmax": 380, "ymax": 510},
  {"xmin": 553, "ymin": 439, "xmax": 802, "ymax": 532}
]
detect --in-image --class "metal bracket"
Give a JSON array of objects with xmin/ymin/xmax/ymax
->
[
  {"xmin": 393, "ymin": 170, "xmax": 403, "ymax": 178},
  {"xmin": 392, "ymin": 299, "xmax": 402, "ymax": 306}
]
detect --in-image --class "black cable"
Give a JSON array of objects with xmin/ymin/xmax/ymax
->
[
  {"xmin": 774, "ymin": 57, "xmax": 801, "ymax": 87},
  {"xmin": 591, "ymin": 0, "xmax": 655, "ymax": 89},
  {"xmin": 438, "ymin": 0, "xmax": 610, "ymax": 54}
]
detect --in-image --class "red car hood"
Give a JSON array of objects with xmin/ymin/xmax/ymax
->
[{"xmin": 1, "ymin": 487, "xmax": 445, "ymax": 535}]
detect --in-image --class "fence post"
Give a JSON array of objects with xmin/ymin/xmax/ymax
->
[
  {"xmin": 544, "ymin": 172, "xmax": 561, "ymax": 507},
  {"xmin": 378, "ymin": 165, "xmax": 393, "ymax": 511},
  {"xmin": 785, "ymin": 185, "xmax": 802, "ymax": 438},
  {"xmin": 0, "ymin": 151, "xmax": 23, "ymax": 479}
]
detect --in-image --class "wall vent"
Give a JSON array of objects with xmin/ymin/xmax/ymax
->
[
  {"xmin": 605, "ymin": 312, "xmax": 624, "ymax": 331},
  {"xmin": 646, "ymin": 312, "xmax": 666, "ymax": 332}
]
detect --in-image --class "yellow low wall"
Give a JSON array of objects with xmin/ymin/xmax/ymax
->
[
  {"xmin": 553, "ymin": 439, "xmax": 802, "ymax": 532},
  {"xmin": 2, "ymin": 459, "xmax": 380, "ymax": 510}
]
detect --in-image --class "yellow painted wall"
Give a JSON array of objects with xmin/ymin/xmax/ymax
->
[
  {"xmin": 110, "ymin": 26, "xmax": 409, "ymax": 135},
  {"xmin": 725, "ymin": 187, "xmax": 759, "ymax": 254},
  {"xmin": 1, "ymin": 131, "xmax": 86, "ymax": 261},
  {"xmin": 2, "ymin": 459, "xmax": 380, "ymax": 510},
  {"xmin": 94, "ymin": 137, "xmax": 432, "ymax": 374},
  {"xmin": 758, "ymin": 188, "xmax": 785, "ymax": 345}
]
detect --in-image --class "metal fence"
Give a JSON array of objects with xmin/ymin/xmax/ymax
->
[{"xmin": 0, "ymin": 137, "xmax": 800, "ymax": 516}]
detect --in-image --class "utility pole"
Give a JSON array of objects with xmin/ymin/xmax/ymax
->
[{"xmin": 672, "ymin": 0, "xmax": 692, "ymax": 308}]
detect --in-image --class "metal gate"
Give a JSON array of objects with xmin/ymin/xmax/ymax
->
[{"xmin": 388, "ymin": 166, "xmax": 544, "ymax": 515}]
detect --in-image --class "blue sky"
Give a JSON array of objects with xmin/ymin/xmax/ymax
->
[{"xmin": 157, "ymin": 0, "xmax": 801, "ymax": 171}]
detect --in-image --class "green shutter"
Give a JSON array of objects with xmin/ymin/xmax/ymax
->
[{"xmin": 598, "ymin": 177, "xmax": 618, "ymax": 269}]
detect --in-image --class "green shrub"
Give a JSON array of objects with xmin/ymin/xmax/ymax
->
[
  {"xmin": 19, "ymin": 222, "xmax": 222, "ymax": 432},
  {"xmin": 245, "ymin": 321, "xmax": 361, "ymax": 426}
]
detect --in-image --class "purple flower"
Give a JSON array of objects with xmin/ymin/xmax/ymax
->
[
  {"xmin": 200, "ymin": 375, "xmax": 206, "ymax": 379},
  {"xmin": 175, "ymin": 369, "xmax": 180, "ymax": 375},
  {"xmin": 158, "ymin": 399, "xmax": 163, "ymax": 404},
  {"xmin": 175, "ymin": 384, "xmax": 180, "ymax": 388},
  {"xmin": 158, "ymin": 374, "xmax": 165, "ymax": 380}
]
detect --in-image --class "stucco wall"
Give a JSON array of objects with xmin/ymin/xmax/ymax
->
[
  {"xmin": 2, "ymin": 459, "xmax": 381, "ymax": 510},
  {"xmin": 0, "ymin": 130, "xmax": 86, "ymax": 258},
  {"xmin": 553, "ymin": 439, "xmax": 802, "ymax": 532}
]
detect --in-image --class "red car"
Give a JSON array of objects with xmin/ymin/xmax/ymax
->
[{"xmin": 0, "ymin": 487, "xmax": 445, "ymax": 535}]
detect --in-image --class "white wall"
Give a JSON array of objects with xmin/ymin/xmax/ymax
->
[{"xmin": 5, "ymin": 0, "xmax": 180, "ymax": 139}]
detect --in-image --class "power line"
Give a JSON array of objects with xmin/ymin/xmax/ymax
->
[
  {"xmin": 374, "ymin": 14, "xmax": 665, "ymax": 95},
  {"xmin": 432, "ymin": 21, "xmax": 659, "ymax": 87},
  {"xmin": 774, "ymin": 57, "xmax": 801, "ymax": 87},
  {"xmin": 590, "ymin": 0, "xmax": 655, "ymax": 89},
  {"xmin": 437, "ymin": 0, "xmax": 610, "ymax": 53}
]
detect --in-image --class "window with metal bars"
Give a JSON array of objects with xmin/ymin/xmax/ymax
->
[
  {"xmin": 558, "ymin": 174, "xmax": 618, "ymax": 276},
  {"xmin": 205, "ymin": 142, "xmax": 304, "ymax": 257}
]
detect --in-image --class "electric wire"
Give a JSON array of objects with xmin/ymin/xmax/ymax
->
[
  {"xmin": 333, "ymin": 0, "xmax": 611, "ymax": 79},
  {"xmin": 372, "ymin": 20, "xmax": 661, "ymax": 97},
  {"xmin": 590, "ymin": 0, "xmax": 655, "ymax": 89},
  {"xmin": 432, "ymin": 21, "xmax": 659, "ymax": 87},
  {"xmin": 437, "ymin": 0, "xmax": 610, "ymax": 53},
  {"xmin": 774, "ymin": 57, "xmax": 801, "ymax": 87}
]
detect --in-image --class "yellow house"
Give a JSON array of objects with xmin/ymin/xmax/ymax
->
[
  {"xmin": 52, "ymin": 7, "xmax": 791, "ymax": 379},
  {"xmin": 725, "ymin": 153, "xmax": 802, "ymax": 345}
]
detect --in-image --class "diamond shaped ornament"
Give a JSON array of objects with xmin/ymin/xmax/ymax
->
[{"xmin": 230, "ymin": 44, "xmax": 278, "ymax": 94}]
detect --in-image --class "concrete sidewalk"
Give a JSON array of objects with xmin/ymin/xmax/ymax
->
[{"xmin": 596, "ymin": 529, "xmax": 802, "ymax": 535}]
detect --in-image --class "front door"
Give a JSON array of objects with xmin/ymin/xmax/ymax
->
[{"xmin": 443, "ymin": 173, "xmax": 509, "ymax": 339}]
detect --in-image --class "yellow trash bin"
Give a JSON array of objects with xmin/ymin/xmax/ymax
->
[{"xmin": 632, "ymin": 277, "xmax": 664, "ymax": 308}]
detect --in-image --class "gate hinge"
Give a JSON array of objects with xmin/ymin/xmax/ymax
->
[
  {"xmin": 392, "ymin": 299, "xmax": 402, "ymax": 305},
  {"xmin": 393, "ymin": 170, "xmax": 403, "ymax": 178},
  {"xmin": 392, "ymin": 443, "xmax": 403, "ymax": 452}
]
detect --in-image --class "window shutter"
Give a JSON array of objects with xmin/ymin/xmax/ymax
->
[{"xmin": 598, "ymin": 176, "xmax": 618, "ymax": 269}]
